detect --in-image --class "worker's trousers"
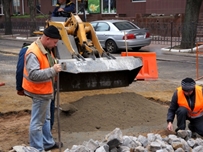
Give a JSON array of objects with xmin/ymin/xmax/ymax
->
[
  {"xmin": 29, "ymin": 98, "xmax": 55, "ymax": 152},
  {"xmin": 176, "ymin": 106, "xmax": 203, "ymax": 136}
]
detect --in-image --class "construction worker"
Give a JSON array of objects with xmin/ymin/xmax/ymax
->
[
  {"xmin": 52, "ymin": 0, "xmax": 75, "ymax": 17},
  {"xmin": 16, "ymin": 42, "xmax": 56, "ymax": 130},
  {"xmin": 167, "ymin": 77, "xmax": 203, "ymax": 136},
  {"xmin": 22, "ymin": 25, "xmax": 62, "ymax": 151}
]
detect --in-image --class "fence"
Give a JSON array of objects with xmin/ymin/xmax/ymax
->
[
  {"xmin": 134, "ymin": 21, "xmax": 203, "ymax": 48},
  {"xmin": 0, "ymin": 21, "xmax": 45, "ymax": 38},
  {"xmin": 0, "ymin": 21, "xmax": 203, "ymax": 49}
]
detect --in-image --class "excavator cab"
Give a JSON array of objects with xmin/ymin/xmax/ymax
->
[{"xmin": 34, "ymin": 13, "xmax": 143, "ymax": 91}]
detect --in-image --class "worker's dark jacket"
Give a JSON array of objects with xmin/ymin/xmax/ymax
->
[
  {"xmin": 52, "ymin": 1, "xmax": 75, "ymax": 17},
  {"xmin": 167, "ymin": 86, "xmax": 203, "ymax": 123}
]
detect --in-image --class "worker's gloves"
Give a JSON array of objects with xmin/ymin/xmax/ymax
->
[{"xmin": 53, "ymin": 64, "xmax": 62, "ymax": 73}]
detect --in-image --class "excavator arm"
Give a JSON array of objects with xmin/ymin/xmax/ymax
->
[{"xmin": 34, "ymin": 13, "xmax": 143, "ymax": 91}]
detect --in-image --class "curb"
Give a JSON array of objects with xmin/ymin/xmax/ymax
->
[
  {"xmin": 161, "ymin": 45, "xmax": 203, "ymax": 53},
  {"xmin": 0, "ymin": 37, "xmax": 37, "ymax": 42},
  {"xmin": 0, "ymin": 50, "xmax": 19, "ymax": 55}
]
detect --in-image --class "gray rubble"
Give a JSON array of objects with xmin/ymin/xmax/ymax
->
[
  {"xmin": 9, "ymin": 128, "xmax": 203, "ymax": 152},
  {"xmin": 64, "ymin": 128, "xmax": 203, "ymax": 152}
]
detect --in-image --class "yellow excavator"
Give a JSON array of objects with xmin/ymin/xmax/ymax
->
[{"xmin": 34, "ymin": 13, "xmax": 143, "ymax": 92}]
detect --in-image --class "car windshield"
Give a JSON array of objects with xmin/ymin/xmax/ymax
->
[{"xmin": 113, "ymin": 22, "xmax": 139, "ymax": 31}]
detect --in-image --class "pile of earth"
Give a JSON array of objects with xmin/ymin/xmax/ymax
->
[{"xmin": 0, "ymin": 91, "xmax": 172, "ymax": 151}]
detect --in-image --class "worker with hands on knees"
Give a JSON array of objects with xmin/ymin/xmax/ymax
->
[
  {"xmin": 167, "ymin": 77, "xmax": 203, "ymax": 136},
  {"xmin": 22, "ymin": 25, "xmax": 62, "ymax": 152},
  {"xmin": 52, "ymin": 0, "xmax": 75, "ymax": 17}
]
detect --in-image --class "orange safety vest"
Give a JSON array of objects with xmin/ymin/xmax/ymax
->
[
  {"xmin": 22, "ymin": 43, "xmax": 53, "ymax": 95},
  {"xmin": 177, "ymin": 86, "xmax": 203, "ymax": 118}
]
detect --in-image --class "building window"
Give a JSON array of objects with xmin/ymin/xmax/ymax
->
[
  {"xmin": 52, "ymin": 0, "xmax": 57, "ymax": 6},
  {"xmin": 13, "ymin": 0, "xmax": 20, "ymax": 15},
  {"xmin": 0, "ymin": 0, "xmax": 3, "ymax": 15},
  {"xmin": 77, "ymin": 0, "xmax": 88, "ymax": 14},
  {"xmin": 102, "ymin": 0, "xmax": 116, "ymax": 14}
]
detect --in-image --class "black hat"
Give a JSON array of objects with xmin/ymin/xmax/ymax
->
[
  {"xmin": 43, "ymin": 25, "xmax": 61, "ymax": 39},
  {"xmin": 181, "ymin": 77, "xmax": 196, "ymax": 91}
]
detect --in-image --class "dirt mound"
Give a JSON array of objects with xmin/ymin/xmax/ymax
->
[
  {"xmin": 59, "ymin": 92, "xmax": 168, "ymax": 132},
  {"xmin": 0, "ymin": 92, "xmax": 170, "ymax": 151}
]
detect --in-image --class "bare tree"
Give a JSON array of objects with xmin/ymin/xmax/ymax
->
[
  {"xmin": 180, "ymin": 0, "xmax": 203, "ymax": 49},
  {"xmin": 2, "ymin": 0, "xmax": 12, "ymax": 35},
  {"xmin": 28, "ymin": 0, "xmax": 37, "ymax": 36}
]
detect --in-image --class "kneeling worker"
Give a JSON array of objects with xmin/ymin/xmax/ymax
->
[{"xmin": 167, "ymin": 77, "xmax": 203, "ymax": 136}]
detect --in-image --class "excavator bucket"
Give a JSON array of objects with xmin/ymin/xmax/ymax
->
[
  {"xmin": 56, "ymin": 39, "xmax": 142, "ymax": 92},
  {"xmin": 58, "ymin": 57, "xmax": 142, "ymax": 91}
]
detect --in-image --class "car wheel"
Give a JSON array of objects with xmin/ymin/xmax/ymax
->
[
  {"xmin": 132, "ymin": 47, "xmax": 141, "ymax": 51},
  {"xmin": 105, "ymin": 40, "xmax": 118, "ymax": 53}
]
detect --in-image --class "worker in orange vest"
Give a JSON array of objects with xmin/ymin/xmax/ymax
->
[
  {"xmin": 22, "ymin": 25, "xmax": 62, "ymax": 151},
  {"xmin": 167, "ymin": 77, "xmax": 203, "ymax": 136}
]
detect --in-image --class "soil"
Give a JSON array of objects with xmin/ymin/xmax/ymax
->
[{"xmin": 0, "ymin": 78, "xmax": 178, "ymax": 152}]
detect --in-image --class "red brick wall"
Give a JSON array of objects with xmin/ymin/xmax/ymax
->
[
  {"xmin": 116, "ymin": 0, "xmax": 146, "ymax": 17},
  {"xmin": 0, "ymin": 0, "xmax": 203, "ymax": 23},
  {"xmin": 146, "ymin": 0, "xmax": 186, "ymax": 14},
  {"xmin": 40, "ymin": 0, "xmax": 56, "ymax": 15}
]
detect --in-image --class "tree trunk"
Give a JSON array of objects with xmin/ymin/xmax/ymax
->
[
  {"xmin": 180, "ymin": 0, "xmax": 203, "ymax": 49},
  {"xmin": 2, "ymin": 0, "xmax": 12, "ymax": 35},
  {"xmin": 28, "ymin": 0, "xmax": 36, "ymax": 36}
]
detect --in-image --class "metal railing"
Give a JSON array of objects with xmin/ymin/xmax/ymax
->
[
  {"xmin": 134, "ymin": 21, "xmax": 203, "ymax": 48},
  {"xmin": 0, "ymin": 21, "xmax": 45, "ymax": 38}
]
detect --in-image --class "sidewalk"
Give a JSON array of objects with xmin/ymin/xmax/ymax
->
[
  {"xmin": 1, "ymin": 34, "xmax": 203, "ymax": 59},
  {"xmin": 0, "ymin": 35, "xmax": 39, "ymax": 55}
]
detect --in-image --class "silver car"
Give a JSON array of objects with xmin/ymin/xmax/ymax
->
[{"xmin": 91, "ymin": 20, "xmax": 152, "ymax": 53}]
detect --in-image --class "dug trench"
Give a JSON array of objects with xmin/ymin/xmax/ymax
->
[{"xmin": 0, "ymin": 85, "xmax": 178, "ymax": 152}]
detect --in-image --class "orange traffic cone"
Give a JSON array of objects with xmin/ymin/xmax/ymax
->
[{"xmin": 121, "ymin": 52, "xmax": 158, "ymax": 80}]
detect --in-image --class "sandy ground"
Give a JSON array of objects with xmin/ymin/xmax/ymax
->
[{"xmin": 0, "ymin": 77, "xmax": 178, "ymax": 151}]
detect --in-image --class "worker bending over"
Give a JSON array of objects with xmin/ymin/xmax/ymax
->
[{"xmin": 167, "ymin": 77, "xmax": 203, "ymax": 136}]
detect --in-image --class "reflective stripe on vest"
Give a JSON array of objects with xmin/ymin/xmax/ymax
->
[
  {"xmin": 22, "ymin": 43, "xmax": 53, "ymax": 95},
  {"xmin": 177, "ymin": 86, "xmax": 203, "ymax": 118}
]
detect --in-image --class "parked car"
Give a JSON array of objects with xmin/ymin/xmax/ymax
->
[{"xmin": 90, "ymin": 20, "xmax": 152, "ymax": 53}]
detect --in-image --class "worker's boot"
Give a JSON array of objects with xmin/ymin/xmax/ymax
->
[
  {"xmin": 188, "ymin": 123, "xmax": 195, "ymax": 132},
  {"xmin": 188, "ymin": 123, "xmax": 197, "ymax": 138}
]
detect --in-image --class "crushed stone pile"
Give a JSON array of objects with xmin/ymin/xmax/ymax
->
[{"xmin": 64, "ymin": 128, "xmax": 203, "ymax": 152}]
